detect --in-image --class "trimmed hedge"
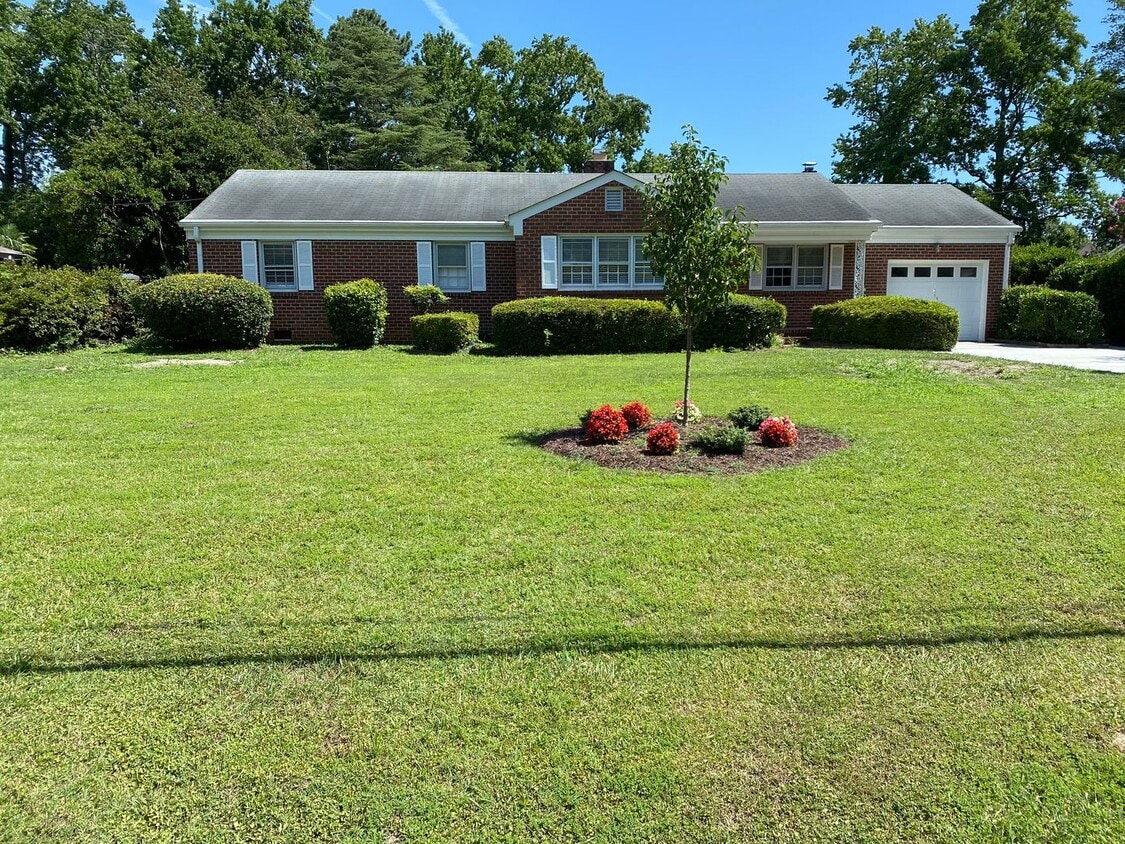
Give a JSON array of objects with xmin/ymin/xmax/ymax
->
[
  {"xmin": 0, "ymin": 264, "xmax": 136, "ymax": 352},
  {"xmin": 1081, "ymin": 255, "xmax": 1125, "ymax": 343},
  {"xmin": 1009, "ymin": 244, "xmax": 1080, "ymax": 287},
  {"xmin": 324, "ymin": 279, "xmax": 388, "ymax": 349},
  {"xmin": 491, "ymin": 297, "xmax": 679, "ymax": 355},
  {"xmin": 997, "ymin": 286, "xmax": 1102, "ymax": 344},
  {"xmin": 131, "ymin": 273, "xmax": 272, "ymax": 351},
  {"xmin": 811, "ymin": 296, "xmax": 959, "ymax": 351},
  {"xmin": 410, "ymin": 311, "xmax": 479, "ymax": 353},
  {"xmin": 1044, "ymin": 252, "xmax": 1125, "ymax": 342},
  {"xmin": 693, "ymin": 295, "xmax": 786, "ymax": 350}
]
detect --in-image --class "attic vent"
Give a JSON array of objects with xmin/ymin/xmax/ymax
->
[{"xmin": 605, "ymin": 187, "xmax": 624, "ymax": 212}]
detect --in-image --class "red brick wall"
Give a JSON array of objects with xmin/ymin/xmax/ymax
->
[
  {"xmin": 864, "ymin": 243, "xmax": 1006, "ymax": 339},
  {"xmin": 516, "ymin": 187, "xmax": 855, "ymax": 335},
  {"xmin": 516, "ymin": 181, "xmax": 648, "ymax": 298},
  {"xmin": 200, "ymin": 239, "xmax": 516, "ymax": 344}
]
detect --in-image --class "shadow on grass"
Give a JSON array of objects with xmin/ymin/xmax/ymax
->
[{"xmin": 3, "ymin": 623, "xmax": 1122, "ymax": 677}]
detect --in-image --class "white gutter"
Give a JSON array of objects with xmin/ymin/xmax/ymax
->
[{"xmin": 192, "ymin": 225, "xmax": 202, "ymax": 273}]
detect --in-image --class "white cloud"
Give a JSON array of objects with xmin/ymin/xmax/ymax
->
[{"xmin": 421, "ymin": 0, "xmax": 473, "ymax": 49}]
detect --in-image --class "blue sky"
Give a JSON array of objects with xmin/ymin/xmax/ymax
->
[{"xmin": 129, "ymin": 0, "xmax": 1117, "ymax": 175}]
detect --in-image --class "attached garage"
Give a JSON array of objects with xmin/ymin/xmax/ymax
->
[{"xmin": 886, "ymin": 262, "xmax": 988, "ymax": 341}]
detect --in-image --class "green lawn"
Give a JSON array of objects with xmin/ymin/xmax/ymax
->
[{"xmin": 0, "ymin": 344, "xmax": 1122, "ymax": 842}]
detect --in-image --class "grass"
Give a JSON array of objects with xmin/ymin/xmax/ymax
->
[{"xmin": 0, "ymin": 343, "xmax": 1122, "ymax": 842}]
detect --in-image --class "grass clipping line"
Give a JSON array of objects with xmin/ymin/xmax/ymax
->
[{"xmin": 538, "ymin": 417, "xmax": 849, "ymax": 476}]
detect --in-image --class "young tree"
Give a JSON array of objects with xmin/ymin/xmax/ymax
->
[{"xmin": 638, "ymin": 127, "xmax": 758, "ymax": 428}]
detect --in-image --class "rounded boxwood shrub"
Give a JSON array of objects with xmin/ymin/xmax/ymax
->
[
  {"xmin": 693, "ymin": 295, "xmax": 787, "ymax": 349},
  {"xmin": 323, "ymin": 278, "xmax": 388, "ymax": 349},
  {"xmin": 402, "ymin": 284, "xmax": 450, "ymax": 314},
  {"xmin": 0, "ymin": 265, "xmax": 136, "ymax": 352},
  {"xmin": 810, "ymin": 296, "xmax": 959, "ymax": 351},
  {"xmin": 998, "ymin": 286, "xmax": 1103, "ymax": 344},
  {"xmin": 130, "ymin": 273, "xmax": 271, "ymax": 351},
  {"xmin": 410, "ymin": 311, "xmax": 479, "ymax": 353},
  {"xmin": 695, "ymin": 424, "xmax": 747, "ymax": 455},
  {"xmin": 491, "ymin": 297, "xmax": 679, "ymax": 356},
  {"xmin": 728, "ymin": 404, "xmax": 771, "ymax": 431},
  {"xmin": 1009, "ymin": 244, "xmax": 1080, "ymax": 287}
]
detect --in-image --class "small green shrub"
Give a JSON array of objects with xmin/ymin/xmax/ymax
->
[
  {"xmin": 695, "ymin": 424, "xmax": 747, "ymax": 455},
  {"xmin": 998, "ymin": 286, "xmax": 1103, "ymax": 344},
  {"xmin": 1010, "ymin": 244, "xmax": 1080, "ymax": 287},
  {"xmin": 410, "ymin": 311, "xmax": 479, "ymax": 353},
  {"xmin": 324, "ymin": 279, "xmax": 388, "ymax": 349},
  {"xmin": 728, "ymin": 405, "xmax": 771, "ymax": 431},
  {"xmin": 0, "ymin": 264, "xmax": 137, "ymax": 352},
  {"xmin": 492, "ymin": 297, "xmax": 679, "ymax": 355},
  {"xmin": 810, "ymin": 296, "xmax": 959, "ymax": 351},
  {"xmin": 130, "ymin": 273, "xmax": 272, "ymax": 351},
  {"xmin": 402, "ymin": 285, "xmax": 450, "ymax": 314},
  {"xmin": 693, "ymin": 295, "xmax": 787, "ymax": 349}
]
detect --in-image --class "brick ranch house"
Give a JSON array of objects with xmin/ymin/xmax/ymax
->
[{"xmin": 180, "ymin": 162, "xmax": 1021, "ymax": 344}]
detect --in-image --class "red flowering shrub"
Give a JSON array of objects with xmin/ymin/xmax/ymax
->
[
  {"xmin": 584, "ymin": 404, "xmax": 629, "ymax": 444},
  {"xmin": 620, "ymin": 401, "xmax": 652, "ymax": 430},
  {"xmin": 759, "ymin": 416, "xmax": 798, "ymax": 448},
  {"xmin": 646, "ymin": 422, "xmax": 680, "ymax": 455}
]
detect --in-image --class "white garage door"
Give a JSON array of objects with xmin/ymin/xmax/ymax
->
[{"xmin": 886, "ymin": 262, "xmax": 987, "ymax": 342}]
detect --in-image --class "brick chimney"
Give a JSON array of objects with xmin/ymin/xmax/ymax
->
[{"xmin": 583, "ymin": 151, "xmax": 615, "ymax": 173}]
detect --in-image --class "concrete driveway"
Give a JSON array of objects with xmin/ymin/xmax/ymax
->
[{"xmin": 952, "ymin": 342, "xmax": 1125, "ymax": 373}]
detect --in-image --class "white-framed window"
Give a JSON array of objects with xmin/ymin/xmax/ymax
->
[
  {"xmin": 765, "ymin": 246, "xmax": 826, "ymax": 289},
  {"xmin": 558, "ymin": 235, "xmax": 663, "ymax": 289},
  {"xmin": 260, "ymin": 241, "xmax": 297, "ymax": 291},
  {"xmin": 435, "ymin": 242, "xmax": 470, "ymax": 292}
]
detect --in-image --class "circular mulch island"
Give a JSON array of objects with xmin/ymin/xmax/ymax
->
[{"xmin": 538, "ymin": 417, "xmax": 849, "ymax": 476}]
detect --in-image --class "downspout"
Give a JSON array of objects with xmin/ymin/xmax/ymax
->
[
  {"xmin": 193, "ymin": 226, "xmax": 203, "ymax": 273},
  {"xmin": 1002, "ymin": 231, "xmax": 1014, "ymax": 291}
]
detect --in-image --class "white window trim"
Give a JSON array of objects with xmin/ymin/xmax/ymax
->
[
  {"xmin": 763, "ymin": 245, "xmax": 828, "ymax": 291},
  {"xmin": 434, "ymin": 242, "xmax": 472, "ymax": 293},
  {"xmin": 557, "ymin": 234, "xmax": 664, "ymax": 290},
  {"xmin": 258, "ymin": 240, "xmax": 298, "ymax": 292}
]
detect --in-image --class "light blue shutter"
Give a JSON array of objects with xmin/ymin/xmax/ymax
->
[
  {"xmin": 470, "ymin": 242, "xmax": 486, "ymax": 292},
  {"xmin": 829, "ymin": 244, "xmax": 845, "ymax": 290},
  {"xmin": 540, "ymin": 235, "xmax": 558, "ymax": 289},
  {"xmin": 296, "ymin": 240, "xmax": 314, "ymax": 291},
  {"xmin": 240, "ymin": 241, "xmax": 259, "ymax": 284},
  {"xmin": 748, "ymin": 245, "xmax": 764, "ymax": 290},
  {"xmin": 416, "ymin": 242, "xmax": 433, "ymax": 286}
]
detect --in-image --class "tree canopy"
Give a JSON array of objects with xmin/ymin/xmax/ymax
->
[
  {"xmin": 0, "ymin": 1, "xmax": 652, "ymax": 274},
  {"xmin": 827, "ymin": 0, "xmax": 1106, "ymax": 241}
]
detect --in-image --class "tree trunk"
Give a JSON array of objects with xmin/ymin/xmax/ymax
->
[
  {"xmin": 1, "ymin": 122, "xmax": 14, "ymax": 195},
  {"xmin": 681, "ymin": 306, "xmax": 693, "ymax": 429}
]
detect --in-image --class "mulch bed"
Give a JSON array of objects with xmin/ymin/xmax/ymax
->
[{"xmin": 537, "ymin": 417, "xmax": 850, "ymax": 476}]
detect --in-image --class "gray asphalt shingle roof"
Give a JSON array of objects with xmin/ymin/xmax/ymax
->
[
  {"xmin": 182, "ymin": 169, "xmax": 1015, "ymax": 228},
  {"xmin": 837, "ymin": 183, "xmax": 1016, "ymax": 227},
  {"xmin": 183, "ymin": 169, "xmax": 601, "ymax": 224}
]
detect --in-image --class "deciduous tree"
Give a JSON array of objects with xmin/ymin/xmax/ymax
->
[{"xmin": 639, "ymin": 127, "xmax": 758, "ymax": 428}]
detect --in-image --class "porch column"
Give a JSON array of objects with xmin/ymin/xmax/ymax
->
[{"xmin": 853, "ymin": 241, "xmax": 867, "ymax": 297}]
